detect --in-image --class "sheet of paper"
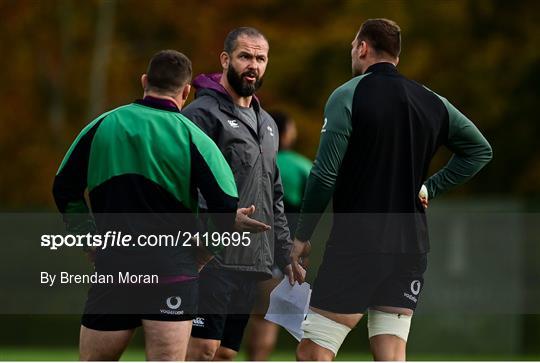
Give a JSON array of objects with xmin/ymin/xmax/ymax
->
[{"xmin": 265, "ymin": 277, "xmax": 311, "ymax": 341}]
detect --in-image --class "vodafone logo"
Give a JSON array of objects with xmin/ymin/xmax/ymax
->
[
  {"xmin": 166, "ymin": 296, "xmax": 182, "ymax": 310},
  {"xmin": 410, "ymin": 280, "xmax": 421, "ymax": 295}
]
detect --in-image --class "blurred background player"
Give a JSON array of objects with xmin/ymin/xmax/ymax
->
[
  {"xmin": 246, "ymin": 111, "xmax": 312, "ymax": 361},
  {"xmin": 273, "ymin": 111, "xmax": 313, "ymax": 233}
]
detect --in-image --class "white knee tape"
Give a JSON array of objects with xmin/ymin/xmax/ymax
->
[
  {"xmin": 301, "ymin": 309, "xmax": 351, "ymax": 355},
  {"xmin": 367, "ymin": 309, "xmax": 412, "ymax": 342}
]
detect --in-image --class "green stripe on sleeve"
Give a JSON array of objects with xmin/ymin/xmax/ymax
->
[{"xmin": 425, "ymin": 95, "xmax": 493, "ymax": 199}]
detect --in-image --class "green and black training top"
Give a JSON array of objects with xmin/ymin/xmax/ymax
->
[
  {"xmin": 296, "ymin": 62, "xmax": 492, "ymax": 253},
  {"xmin": 53, "ymin": 96, "xmax": 238, "ymax": 275}
]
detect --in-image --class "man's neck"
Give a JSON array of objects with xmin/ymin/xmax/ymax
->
[
  {"xmin": 220, "ymin": 73, "xmax": 252, "ymax": 108},
  {"xmin": 143, "ymin": 91, "xmax": 182, "ymax": 110},
  {"xmin": 362, "ymin": 58, "xmax": 397, "ymax": 74}
]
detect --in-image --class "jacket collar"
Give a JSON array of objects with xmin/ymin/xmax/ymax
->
[
  {"xmin": 192, "ymin": 72, "xmax": 261, "ymax": 109},
  {"xmin": 135, "ymin": 96, "xmax": 180, "ymax": 112},
  {"xmin": 365, "ymin": 62, "xmax": 398, "ymax": 74}
]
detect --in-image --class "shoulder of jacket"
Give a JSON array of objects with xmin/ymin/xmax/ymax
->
[{"xmin": 184, "ymin": 94, "xmax": 223, "ymax": 114}]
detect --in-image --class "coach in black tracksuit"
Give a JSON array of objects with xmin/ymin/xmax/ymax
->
[{"xmin": 291, "ymin": 19, "xmax": 492, "ymax": 361}]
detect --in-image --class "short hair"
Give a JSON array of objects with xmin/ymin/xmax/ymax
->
[
  {"xmin": 146, "ymin": 50, "xmax": 192, "ymax": 94},
  {"xmin": 356, "ymin": 18, "xmax": 401, "ymax": 58},
  {"xmin": 224, "ymin": 27, "xmax": 268, "ymax": 54}
]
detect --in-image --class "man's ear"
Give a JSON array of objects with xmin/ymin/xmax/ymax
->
[
  {"xmin": 359, "ymin": 41, "xmax": 368, "ymax": 57},
  {"xmin": 181, "ymin": 84, "xmax": 191, "ymax": 101},
  {"xmin": 141, "ymin": 74, "xmax": 148, "ymax": 91},
  {"xmin": 220, "ymin": 51, "xmax": 230, "ymax": 69}
]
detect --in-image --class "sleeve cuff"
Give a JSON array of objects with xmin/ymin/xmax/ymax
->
[{"xmin": 275, "ymin": 242, "xmax": 292, "ymax": 271}]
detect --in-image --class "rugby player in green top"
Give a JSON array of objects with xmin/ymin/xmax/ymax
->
[
  {"xmin": 290, "ymin": 19, "xmax": 492, "ymax": 361},
  {"xmin": 274, "ymin": 111, "xmax": 313, "ymax": 218},
  {"xmin": 53, "ymin": 50, "xmax": 265, "ymax": 361}
]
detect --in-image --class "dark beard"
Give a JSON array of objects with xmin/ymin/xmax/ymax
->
[{"xmin": 227, "ymin": 66, "xmax": 263, "ymax": 97}]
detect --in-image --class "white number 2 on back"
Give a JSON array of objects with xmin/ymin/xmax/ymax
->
[{"xmin": 321, "ymin": 117, "xmax": 328, "ymax": 133}]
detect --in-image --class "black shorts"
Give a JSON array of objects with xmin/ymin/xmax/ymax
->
[
  {"xmin": 191, "ymin": 267, "xmax": 259, "ymax": 352},
  {"xmin": 310, "ymin": 249, "xmax": 427, "ymax": 314},
  {"xmin": 81, "ymin": 278, "xmax": 197, "ymax": 331}
]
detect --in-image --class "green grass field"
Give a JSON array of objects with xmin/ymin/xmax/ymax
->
[{"xmin": 1, "ymin": 347, "xmax": 539, "ymax": 361}]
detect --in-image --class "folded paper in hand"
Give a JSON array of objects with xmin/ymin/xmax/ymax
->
[{"xmin": 264, "ymin": 277, "xmax": 311, "ymax": 341}]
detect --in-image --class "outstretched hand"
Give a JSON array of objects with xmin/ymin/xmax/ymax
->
[
  {"xmin": 290, "ymin": 238, "xmax": 311, "ymax": 284},
  {"xmin": 234, "ymin": 205, "xmax": 271, "ymax": 233}
]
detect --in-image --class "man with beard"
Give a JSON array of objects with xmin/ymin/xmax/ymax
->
[
  {"xmin": 290, "ymin": 19, "xmax": 492, "ymax": 360},
  {"xmin": 181, "ymin": 27, "xmax": 295, "ymax": 361}
]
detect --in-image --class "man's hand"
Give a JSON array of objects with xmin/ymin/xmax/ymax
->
[
  {"xmin": 194, "ymin": 245, "xmax": 214, "ymax": 272},
  {"xmin": 290, "ymin": 238, "xmax": 311, "ymax": 284},
  {"xmin": 419, "ymin": 184, "xmax": 429, "ymax": 209},
  {"xmin": 234, "ymin": 205, "xmax": 271, "ymax": 233},
  {"xmin": 283, "ymin": 263, "xmax": 305, "ymax": 286}
]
